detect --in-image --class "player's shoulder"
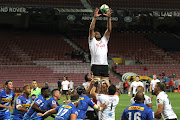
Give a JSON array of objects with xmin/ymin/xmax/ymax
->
[
  {"xmin": 144, "ymin": 95, "xmax": 150, "ymax": 99},
  {"xmin": 10, "ymin": 90, "xmax": 15, "ymax": 94},
  {"xmin": 157, "ymin": 91, "xmax": 167, "ymax": 98},
  {"xmin": 18, "ymin": 94, "xmax": 24, "ymax": 99},
  {"xmin": 0, "ymin": 88, "xmax": 5, "ymax": 93}
]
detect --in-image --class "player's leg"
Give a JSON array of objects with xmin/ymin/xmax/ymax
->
[
  {"xmin": 91, "ymin": 65, "xmax": 101, "ymax": 83},
  {"xmin": 151, "ymin": 90, "xmax": 156, "ymax": 101},
  {"xmin": 62, "ymin": 91, "xmax": 66, "ymax": 103},
  {"xmin": 65, "ymin": 91, "xmax": 69, "ymax": 102},
  {"xmin": 101, "ymin": 65, "xmax": 110, "ymax": 86}
]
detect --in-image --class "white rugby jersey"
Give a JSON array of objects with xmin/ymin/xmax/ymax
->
[
  {"xmin": 150, "ymin": 79, "xmax": 160, "ymax": 90},
  {"xmin": 130, "ymin": 81, "xmax": 144, "ymax": 94},
  {"xmin": 61, "ymin": 80, "xmax": 69, "ymax": 90},
  {"xmin": 89, "ymin": 36, "xmax": 108, "ymax": 65},
  {"xmin": 82, "ymin": 82, "xmax": 90, "ymax": 90},
  {"xmin": 82, "ymin": 82, "xmax": 94, "ymax": 111},
  {"xmin": 96, "ymin": 94, "xmax": 119, "ymax": 120},
  {"xmin": 130, "ymin": 95, "xmax": 152, "ymax": 105},
  {"xmin": 156, "ymin": 91, "xmax": 177, "ymax": 119}
]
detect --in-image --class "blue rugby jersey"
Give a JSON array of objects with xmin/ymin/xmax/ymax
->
[
  {"xmin": 11, "ymin": 94, "xmax": 32, "ymax": 119},
  {"xmin": 55, "ymin": 103, "xmax": 78, "ymax": 120}
]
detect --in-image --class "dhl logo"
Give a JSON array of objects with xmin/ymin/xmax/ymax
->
[
  {"xmin": 2, "ymin": 98, "xmax": 12, "ymax": 102},
  {"xmin": 62, "ymin": 105, "xmax": 72, "ymax": 109},
  {"xmin": 79, "ymin": 97, "xmax": 84, "ymax": 100},
  {"xmin": 22, "ymin": 104, "xmax": 31, "ymax": 108},
  {"xmin": 128, "ymin": 106, "xmax": 144, "ymax": 111}
]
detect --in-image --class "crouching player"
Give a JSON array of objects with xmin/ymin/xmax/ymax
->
[
  {"xmin": 38, "ymin": 90, "xmax": 79, "ymax": 120},
  {"xmin": 31, "ymin": 89, "xmax": 61, "ymax": 120},
  {"xmin": 11, "ymin": 85, "xmax": 32, "ymax": 120}
]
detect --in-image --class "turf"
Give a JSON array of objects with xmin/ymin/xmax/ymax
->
[{"xmin": 11, "ymin": 92, "xmax": 180, "ymax": 120}]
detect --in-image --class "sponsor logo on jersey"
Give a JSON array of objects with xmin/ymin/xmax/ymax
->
[
  {"xmin": 2, "ymin": 98, "xmax": 12, "ymax": 102},
  {"xmin": 157, "ymin": 99, "xmax": 160, "ymax": 103},
  {"xmin": 22, "ymin": 104, "xmax": 31, "ymax": 107},
  {"xmin": 128, "ymin": 106, "xmax": 144, "ymax": 111},
  {"xmin": 79, "ymin": 97, "xmax": 84, "ymax": 100},
  {"xmin": 62, "ymin": 105, "xmax": 72, "ymax": 109}
]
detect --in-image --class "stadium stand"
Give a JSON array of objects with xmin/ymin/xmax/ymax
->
[
  {"xmin": 71, "ymin": 32, "xmax": 178, "ymax": 64},
  {"xmin": 89, "ymin": 0, "xmax": 180, "ymax": 10},
  {"xmin": 0, "ymin": 0, "xmax": 85, "ymax": 8},
  {"xmin": 116, "ymin": 65, "xmax": 180, "ymax": 79}
]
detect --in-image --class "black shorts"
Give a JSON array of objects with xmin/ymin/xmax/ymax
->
[
  {"xmin": 91, "ymin": 65, "xmax": 109, "ymax": 77},
  {"xmin": 62, "ymin": 90, "xmax": 69, "ymax": 95},
  {"xmin": 85, "ymin": 111, "xmax": 98, "ymax": 120},
  {"xmin": 151, "ymin": 90, "xmax": 156, "ymax": 95},
  {"xmin": 166, "ymin": 118, "xmax": 177, "ymax": 120},
  {"xmin": 132, "ymin": 94, "xmax": 135, "ymax": 97}
]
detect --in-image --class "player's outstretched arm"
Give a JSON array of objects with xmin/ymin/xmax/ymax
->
[
  {"xmin": 16, "ymin": 105, "xmax": 28, "ymax": 112},
  {"xmin": 90, "ymin": 81, "xmax": 98, "ymax": 98},
  {"xmin": 128, "ymin": 86, "xmax": 132, "ymax": 97},
  {"xmin": 11, "ymin": 100, "xmax": 15, "ymax": 110},
  {"xmin": 0, "ymin": 103, "xmax": 12, "ymax": 110},
  {"xmin": 37, "ymin": 108, "xmax": 57, "ymax": 117},
  {"xmin": 70, "ymin": 113, "xmax": 77, "ymax": 120},
  {"xmin": 32, "ymin": 103, "xmax": 47, "ymax": 113},
  {"xmin": 155, "ymin": 104, "xmax": 163, "ymax": 118},
  {"xmin": 150, "ymin": 84, "xmax": 152, "ymax": 92},
  {"xmin": 89, "ymin": 8, "xmax": 101, "ymax": 40},
  {"xmin": 104, "ymin": 8, "xmax": 112, "ymax": 40}
]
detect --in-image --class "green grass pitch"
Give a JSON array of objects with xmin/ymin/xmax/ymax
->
[{"xmin": 11, "ymin": 92, "xmax": 179, "ymax": 120}]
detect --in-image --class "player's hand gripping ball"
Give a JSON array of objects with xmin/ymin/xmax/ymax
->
[{"xmin": 100, "ymin": 4, "xmax": 109, "ymax": 13}]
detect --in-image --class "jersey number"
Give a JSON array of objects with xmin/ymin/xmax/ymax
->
[
  {"xmin": 57, "ymin": 108, "xmax": 69, "ymax": 116},
  {"xmin": 128, "ymin": 112, "xmax": 141, "ymax": 120}
]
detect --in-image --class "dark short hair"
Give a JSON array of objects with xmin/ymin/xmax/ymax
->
[
  {"xmin": 136, "ymin": 76, "xmax": 140, "ymax": 78},
  {"xmin": 41, "ymin": 87, "xmax": 49, "ymax": 94},
  {"xmin": 51, "ymin": 89, "xmax": 59, "ymax": 96},
  {"xmin": 108, "ymin": 84, "xmax": 116, "ymax": 95},
  {"xmin": 84, "ymin": 73, "xmax": 89, "ymax": 82},
  {"xmin": 64, "ymin": 76, "xmax": 68, "ymax": 80},
  {"xmin": 32, "ymin": 80, "xmax": 37, "ymax": 82},
  {"xmin": 76, "ymin": 85, "xmax": 85, "ymax": 95},
  {"xmin": 156, "ymin": 82, "xmax": 165, "ymax": 91},
  {"xmin": 70, "ymin": 90, "xmax": 79, "ymax": 102},
  {"xmin": 5, "ymin": 80, "xmax": 12, "ymax": 85},
  {"xmin": 136, "ymin": 86, "xmax": 144, "ymax": 92},
  {"xmin": 23, "ymin": 85, "xmax": 29, "ymax": 90}
]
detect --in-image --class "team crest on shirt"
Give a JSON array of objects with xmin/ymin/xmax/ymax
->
[
  {"xmin": 36, "ymin": 99, "xmax": 42, "ymax": 104},
  {"xmin": 17, "ymin": 99, "xmax": 21, "ymax": 104},
  {"xmin": 52, "ymin": 100, "xmax": 56, "ymax": 104},
  {"xmin": 75, "ymin": 111, "xmax": 78, "ymax": 116}
]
